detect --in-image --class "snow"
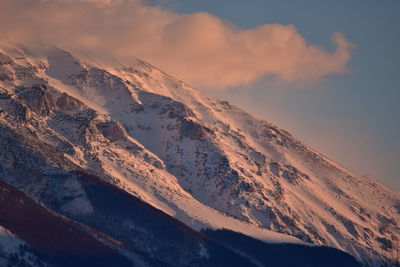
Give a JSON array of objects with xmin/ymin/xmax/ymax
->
[
  {"xmin": 1, "ymin": 43, "xmax": 399, "ymax": 264},
  {"xmin": 94, "ymin": 137, "xmax": 304, "ymax": 245},
  {"xmin": 60, "ymin": 178, "xmax": 94, "ymax": 216},
  {"xmin": 0, "ymin": 226, "xmax": 49, "ymax": 267},
  {"xmin": 0, "ymin": 226, "xmax": 23, "ymax": 254}
]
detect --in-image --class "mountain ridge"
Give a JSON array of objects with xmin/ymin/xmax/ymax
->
[{"xmin": 0, "ymin": 42, "xmax": 398, "ymax": 266}]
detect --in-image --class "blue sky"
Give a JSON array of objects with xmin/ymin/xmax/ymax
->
[{"xmin": 166, "ymin": 0, "xmax": 400, "ymax": 188}]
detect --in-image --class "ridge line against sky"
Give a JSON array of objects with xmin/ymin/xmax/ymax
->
[
  {"xmin": 0, "ymin": 0, "xmax": 353, "ymax": 89},
  {"xmin": 165, "ymin": 0, "xmax": 399, "ymax": 189},
  {"xmin": 0, "ymin": 0, "xmax": 399, "ymax": 189}
]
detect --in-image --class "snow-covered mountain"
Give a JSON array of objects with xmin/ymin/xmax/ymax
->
[{"xmin": 0, "ymin": 43, "xmax": 398, "ymax": 266}]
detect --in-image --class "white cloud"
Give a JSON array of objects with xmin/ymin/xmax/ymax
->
[{"xmin": 0, "ymin": 0, "xmax": 354, "ymax": 89}]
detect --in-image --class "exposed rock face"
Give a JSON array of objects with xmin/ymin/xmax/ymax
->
[
  {"xmin": 56, "ymin": 92, "xmax": 84, "ymax": 111},
  {"xmin": 16, "ymin": 84, "xmax": 53, "ymax": 115},
  {"xmin": 0, "ymin": 97, "xmax": 31, "ymax": 121},
  {"xmin": 138, "ymin": 91, "xmax": 196, "ymax": 119},
  {"xmin": 0, "ymin": 44, "xmax": 397, "ymax": 266},
  {"xmin": 0, "ymin": 52, "xmax": 14, "ymax": 65},
  {"xmin": 269, "ymin": 161, "xmax": 310, "ymax": 185},
  {"xmin": 179, "ymin": 119, "xmax": 214, "ymax": 141},
  {"xmin": 96, "ymin": 120, "xmax": 127, "ymax": 141}
]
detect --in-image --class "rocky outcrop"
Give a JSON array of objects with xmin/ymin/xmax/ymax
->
[
  {"xmin": 0, "ymin": 45, "xmax": 397, "ymax": 266},
  {"xmin": 179, "ymin": 119, "xmax": 214, "ymax": 141},
  {"xmin": 16, "ymin": 84, "xmax": 53, "ymax": 115},
  {"xmin": 96, "ymin": 120, "xmax": 127, "ymax": 141},
  {"xmin": 0, "ymin": 97, "xmax": 31, "ymax": 121},
  {"xmin": 139, "ymin": 91, "xmax": 196, "ymax": 119},
  {"xmin": 0, "ymin": 52, "xmax": 14, "ymax": 65},
  {"xmin": 56, "ymin": 93, "xmax": 84, "ymax": 111}
]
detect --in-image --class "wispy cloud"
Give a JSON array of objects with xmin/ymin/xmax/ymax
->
[{"xmin": 0, "ymin": 0, "xmax": 354, "ymax": 89}]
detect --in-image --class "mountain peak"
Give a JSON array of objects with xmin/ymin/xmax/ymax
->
[{"xmin": 0, "ymin": 43, "xmax": 398, "ymax": 266}]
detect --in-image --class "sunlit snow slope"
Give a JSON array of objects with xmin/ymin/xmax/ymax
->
[{"xmin": 0, "ymin": 43, "xmax": 398, "ymax": 265}]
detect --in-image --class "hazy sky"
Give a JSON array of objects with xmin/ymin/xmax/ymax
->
[
  {"xmin": 164, "ymin": 0, "xmax": 400, "ymax": 189},
  {"xmin": 1, "ymin": 0, "xmax": 398, "ymax": 189}
]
